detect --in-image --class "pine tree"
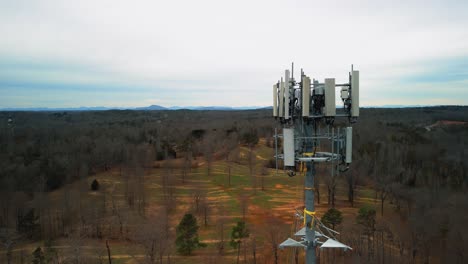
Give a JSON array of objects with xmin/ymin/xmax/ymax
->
[
  {"xmin": 176, "ymin": 213, "xmax": 205, "ymax": 255},
  {"xmin": 357, "ymin": 206, "xmax": 377, "ymax": 258},
  {"xmin": 32, "ymin": 247, "xmax": 45, "ymax": 264},
  {"xmin": 321, "ymin": 208, "xmax": 343, "ymax": 229},
  {"xmin": 91, "ymin": 179, "xmax": 100, "ymax": 191},
  {"xmin": 230, "ymin": 221, "xmax": 249, "ymax": 264},
  {"xmin": 356, "ymin": 206, "xmax": 376, "ymax": 236}
]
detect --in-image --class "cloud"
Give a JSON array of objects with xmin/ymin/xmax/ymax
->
[
  {"xmin": 398, "ymin": 57, "xmax": 468, "ymax": 84},
  {"xmin": 0, "ymin": 0, "xmax": 467, "ymax": 107}
]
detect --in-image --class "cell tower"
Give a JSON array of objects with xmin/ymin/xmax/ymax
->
[{"xmin": 272, "ymin": 63, "xmax": 359, "ymax": 264}]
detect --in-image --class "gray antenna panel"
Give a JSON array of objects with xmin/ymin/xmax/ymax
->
[
  {"xmin": 279, "ymin": 79, "xmax": 284, "ymax": 117},
  {"xmin": 324, "ymin": 78, "xmax": 336, "ymax": 116},
  {"xmin": 302, "ymin": 76, "xmax": 311, "ymax": 117},
  {"xmin": 345, "ymin": 127, "xmax": 352, "ymax": 163},
  {"xmin": 283, "ymin": 128, "xmax": 295, "ymax": 166},
  {"xmin": 351, "ymin": 71, "xmax": 359, "ymax": 117},
  {"xmin": 284, "ymin": 70, "xmax": 290, "ymax": 119},
  {"xmin": 273, "ymin": 84, "xmax": 278, "ymax": 117}
]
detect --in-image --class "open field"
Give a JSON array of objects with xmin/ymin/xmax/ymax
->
[
  {"xmin": 1, "ymin": 137, "xmax": 386, "ymax": 264},
  {"xmin": 3, "ymin": 141, "xmax": 386, "ymax": 263}
]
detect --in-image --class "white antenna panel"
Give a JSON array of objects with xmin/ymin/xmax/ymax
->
[
  {"xmin": 345, "ymin": 127, "xmax": 352, "ymax": 163},
  {"xmin": 351, "ymin": 71, "xmax": 359, "ymax": 117},
  {"xmin": 302, "ymin": 76, "xmax": 310, "ymax": 117},
  {"xmin": 273, "ymin": 84, "xmax": 278, "ymax": 117},
  {"xmin": 340, "ymin": 87, "xmax": 349, "ymax": 100},
  {"xmin": 284, "ymin": 70, "xmax": 290, "ymax": 119},
  {"xmin": 324, "ymin": 78, "xmax": 336, "ymax": 116},
  {"xmin": 279, "ymin": 79, "xmax": 284, "ymax": 117},
  {"xmin": 283, "ymin": 128, "xmax": 295, "ymax": 166}
]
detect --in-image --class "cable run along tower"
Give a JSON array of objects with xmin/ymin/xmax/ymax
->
[{"xmin": 272, "ymin": 63, "xmax": 359, "ymax": 264}]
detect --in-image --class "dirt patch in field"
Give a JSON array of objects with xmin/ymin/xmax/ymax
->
[{"xmin": 425, "ymin": 120, "xmax": 467, "ymax": 130}]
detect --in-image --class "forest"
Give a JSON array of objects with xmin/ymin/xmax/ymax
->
[{"xmin": 0, "ymin": 106, "xmax": 467, "ymax": 264}]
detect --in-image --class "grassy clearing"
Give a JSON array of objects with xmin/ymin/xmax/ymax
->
[{"xmin": 8, "ymin": 140, "xmax": 389, "ymax": 264}]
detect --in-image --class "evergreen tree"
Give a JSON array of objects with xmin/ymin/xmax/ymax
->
[
  {"xmin": 241, "ymin": 128, "xmax": 259, "ymax": 147},
  {"xmin": 230, "ymin": 221, "xmax": 249, "ymax": 264},
  {"xmin": 175, "ymin": 213, "xmax": 205, "ymax": 255},
  {"xmin": 356, "ymin": 206, "xmax": 377, "ymax": 258},
  {"xmin": 321, "ymin": 208, "xmax": 343, "ymax": 229},
  {"xmin": 356, "ymin": 206, "xmax": 376, "ymax": 236},
  {"xmin": 32, "ymin": 247, "xmax": 45, "ymax": 264},
  {"xmin": 91, "ymin": 179, "xmax": 100, "ymax": 191}
]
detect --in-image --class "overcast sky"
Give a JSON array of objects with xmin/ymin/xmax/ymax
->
[{"xmin": 1, "ymin": 0, "xmax": 467, "ymax": 108}]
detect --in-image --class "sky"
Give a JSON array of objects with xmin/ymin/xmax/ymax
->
[{"xmin": 1, "ymin": 0, "xmax": 467, "ymax": 108}]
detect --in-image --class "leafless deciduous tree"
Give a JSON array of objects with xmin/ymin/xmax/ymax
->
[
  {"xmin": 182, "ymin": 146, "xmax": 192, "ymax": 184},
  {"xmin": 190, "ymin": 183, "xmax": 210, "ymax": 228},
  {"xmin": 105, "ymin": 240, "xmax": 112, "ymax": 264},
  {"xmin": 263, "ymin": 216, "xmax": 285, "ymax": 264},
  {"xmin": 224, "ymin": 134, "xmax": 239, "ymax": 187},
  {"xmin": 110, "ymin": 185, "xmax": 127, "ymax": 239},
  {"xmin": 374, "ymin": 143, "xmax": 402, "ymax": 216},
  {"xmin": 192, "ymin": 184, "xmax": 204, "ymax": 214},
  {"xmin": 260, "ymin": 163, "xmax": 268, "ymax": 191},
  {"xmin": 132, "ymin": 213, "xmax": 171, "ymax": 264},
  {"xmin": 65, "ymin": 227, "xmax": 87, "ymax": 264},
  {"xmin": 239, "ymin": 194, "xmax": 249, "ymax": 222},
  {"xmin": 346, "ymin": 158, "xmax": 362, "ymax": 207},
  {"xmin": 247, "ymin": 147, "xmax": 257, "ymax": 195},
  {"xmin": 161, "ymin": 158, "xmax": 176, "ymax": 215},
  {"xmin": 202, "ymin": 135, "xmax": 215, "ymax": 177},
  {"xmin": 0, "ymin": 228, "xmax": 21, "ymax": 264},
  {"xmin": 215, "ymin": 206, "xmax": 227, "ymax": 256},
  {"xmin": 325, "ymin": 164, "xmax": 338, "ymax": 207},
  {"xmin": 250, "ymin": 234, "xmax": 257, "ymax": 264}
]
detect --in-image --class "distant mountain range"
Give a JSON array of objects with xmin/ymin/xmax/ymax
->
[
  {"xmin": 2, "ymin": 104, "xmax": 464, "ymax": 112},
  {"xmin": 0, "ymin": 105, "xmax": 269, "ymax": 112}
]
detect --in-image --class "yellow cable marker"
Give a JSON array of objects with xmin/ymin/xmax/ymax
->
[
  {"xmin": 303, "ymin": 208, "xmax": 316, "ymax": 226},
  {"xmin": 304, "ymin": 208, "xmax": 316, "ymax": 215}
]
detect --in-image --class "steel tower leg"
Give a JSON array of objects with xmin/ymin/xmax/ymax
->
[
  {"xmin": 305, "ymin": 161, "xmax": 316, "ymax": 264},
  {"xmin": 304, "ymin": 123, "xmax": 316, "ymax": 264}
]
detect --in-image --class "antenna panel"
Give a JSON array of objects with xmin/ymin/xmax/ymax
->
[
  {"xmin": 284, "ymin": 70, "xmax": 290, "ymax": 119},
  {"xmin": 351, "ymin": 71, "xmax": 359, "ymax": 117},
  {"xmin": 273, "ymin": 84, "xmax": 278, "ymax": 117},
  {"xmin": 345, "ymin": 127, "xmax": 352, "ymax": 163},
  {"xmin": 324, "ymin": 78, "xmax": 336, "ymax": 116},
  {"xmin": 302, "ymin": 76, "xmax": 310, "ymax": 117},
  {"xmin": 314, "ymin": 80, "xmax": 324, "ymax": 95},
  {"xmin": 340, "ymin": 87, "xmax": 349, "ymax": 100},
  {"xmin": 279, "ymin": 79, "xmax": 284, "ymax": 117},
  {"xmin": 283, "ymin": 128, "xmax": 295, "ymax": 166}
]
